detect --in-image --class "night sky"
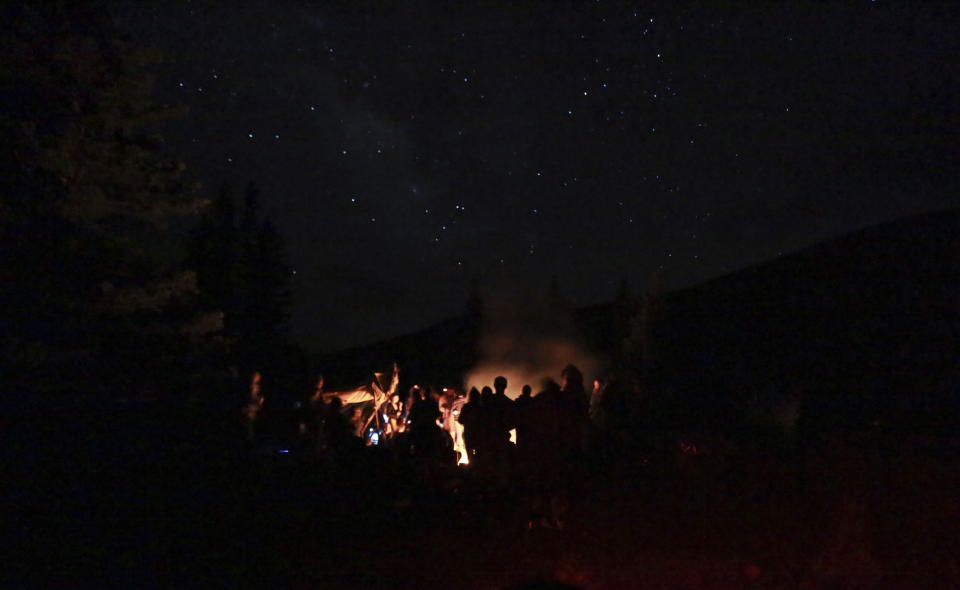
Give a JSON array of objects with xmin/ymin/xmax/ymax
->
[{"xmin": 109, "ymin": 1, "xmax": 957, "ymax": 353}]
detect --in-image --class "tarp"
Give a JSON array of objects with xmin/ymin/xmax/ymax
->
[{"xmin": 322, "ymin": 363, "xmax": 399, "ymax": 412}]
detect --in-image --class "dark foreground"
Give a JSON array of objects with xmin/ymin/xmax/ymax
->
[{"xmin": 8, "ymin": 409, "xmax": 960, "ymax": 589}]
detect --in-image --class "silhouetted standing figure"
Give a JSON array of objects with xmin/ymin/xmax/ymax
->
[
  {"xmin": 323, "ymin": 397, "xmax": 348, "ymax": 445},
  {"xmin": 514, "ymin": 384, "xmax": 534, "ymax": 456},
  {"xmin": 320, "ymin": 397, "xmax": 361, "ymax": 468},
  {"xmin": 487, "ymin": 375, "xmax": 516, "ymax": 484},
  {"xmin": 528, "ymin": 378, "xmax": 563, "ymax": 467},
  {"xmin": 458, "ymin": 387, "xmax": 483, "ymax": 464},
  {"xmin": 560, "ymin": 364, "xmax": 590, "ymax": 458},
  {"xmin": 589, "ymin": 378, "xmax": 606, "ymax": 427},
  {"xmin": 526, "ymin": 378, "xmax": 563, "ymax": 527},
  {"xmin": 408, "ymin": 386, "xmax": 443, "ymax": 454},
  {"xmin": 472, "ymin": 386, "xmax": 497, "ymax": 476},
  {"xmin": 528, "ymin": 365, "xmax": 589, "ymax": 529},
  {"xmin": 404, "ymin": 385, "xmax": 420, "ymax": 430},
  {"xmin": 244, "ymin": 371, "xmax": 265, "ymax": 442},
  {"xmin": 560, "ymin": 364, "xmax": 588, "ymax": 416},
  {"xmin": 301, "ymin": 375, "xmax": 331, "ymax": 451},
  {"xmin": 587, "ymin": 377, "xmax": 607, "ymax": 461},
  {"xmin": 382, "ymin": 393, "xmax": 403, "ymax": 438}
]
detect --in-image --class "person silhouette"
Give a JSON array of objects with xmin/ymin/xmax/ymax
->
[
  {"xmin": 322, "ymin": 397, "xmax": 354, "ymax": 456},
  {"xmin": 514, "ymin": 384, "xmax": 534, "ymax": 456},
  {"xmin": 458, "ymin": 387, "xmax": 483, "ymax": 463},
  {"xmin": 488, "ymin": 376, "xmax": 516, "ymax": 483},
  {"xmin": 528, "ymin": 366, "xmax": 588, "ymax": 529},
  {"xmin": 244, "ymin": 371, "xmax": 265, "ymax": 442}
]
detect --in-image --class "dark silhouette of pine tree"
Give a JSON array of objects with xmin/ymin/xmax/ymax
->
[
  {"xmin": 240, "ymin": 182, "xmax": 262, "ymax": 237},
  {"xmin": 0, "ymin": 4, "xmax": 209, "ymax": 401},
  {"xmin": 232, "ymin": 183, "xmax": 293, "ymax": 375},
  {"xmin": 189, "ymin": 180, "xmax": 293, "ymax": 377},
  {"xmin": 191, "ymin": 183, "xmax": 239, "ymax": 314}
]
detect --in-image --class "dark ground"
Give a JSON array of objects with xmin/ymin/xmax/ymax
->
[{"xmin": 8, "ymin": 408, "xmax": 960, "ymax": 590}]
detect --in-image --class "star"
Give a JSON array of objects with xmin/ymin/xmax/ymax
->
[{"xmin": 104, "ymin": 0, "xmax": 946, "ymax": 352}]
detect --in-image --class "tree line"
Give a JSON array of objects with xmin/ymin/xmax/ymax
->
[{"xmin": 0, "ymin": 4, "xmax": 292, "ymax": 407}]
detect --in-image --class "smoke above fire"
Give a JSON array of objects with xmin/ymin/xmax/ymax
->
[{"xmin": 463, "ymin": 284, "xmax": 603, "ymax": 399}]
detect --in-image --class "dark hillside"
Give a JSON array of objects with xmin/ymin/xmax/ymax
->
[
  {"xmin": 314, "ymin": 209, "xmax": 959, "ymax": 442},
  {"xmin": 648, "ymin": 208, "xmax": 960, "ymax": 438}
]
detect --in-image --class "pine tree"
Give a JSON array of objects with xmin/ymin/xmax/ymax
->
[
  {"xmin": 0, "ymin": 5, "xmax": 211, "ymax": 401},
  {"xmin": 190, "ymin": 182, "xmax": 239, "ymax": 333},
  {"xmin": 233, "ymin": 183, "xmax": 292, "ymax": 375},
  {"xmin": 189, "ymin": 180, "xmax": 293, "ymax": 377}
]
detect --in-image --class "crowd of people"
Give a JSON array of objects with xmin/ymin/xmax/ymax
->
[{"xmin": 243, "ymin": 363, "xmax": 640, "ymax": 528}]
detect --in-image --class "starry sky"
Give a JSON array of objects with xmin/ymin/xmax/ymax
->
[{"xmin": 110, "ymin": 1, "xmax": 957, "ymax": 353}]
